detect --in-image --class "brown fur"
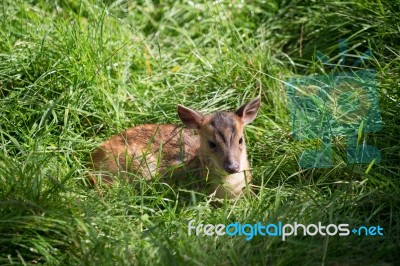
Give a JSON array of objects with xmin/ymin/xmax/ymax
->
[
  {"xmin": 90, "ymin": 97, "xmax": 260, "ymax": 199},
  {"xmin": 91, "ymin": 125, "xmax": 200, "ymax": 181}
]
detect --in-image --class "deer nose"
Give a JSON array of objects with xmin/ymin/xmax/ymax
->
[{"xmin": 223, "ymin": 161, "xmax": 240, "ymax": 174}]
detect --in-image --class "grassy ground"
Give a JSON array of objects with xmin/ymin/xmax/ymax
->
[{"xmin": 1, "ymin": 0, "xmax": 399, "ymax": 265}]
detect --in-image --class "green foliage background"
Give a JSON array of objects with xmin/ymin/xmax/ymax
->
[{"xmin": 0, "ymin": 0, "xmax": 399, "ymax": 265}]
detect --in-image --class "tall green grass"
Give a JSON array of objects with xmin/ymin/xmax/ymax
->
[{"xmin": 0, "ymin": 0, "xmax": 399, "ymax": 265}]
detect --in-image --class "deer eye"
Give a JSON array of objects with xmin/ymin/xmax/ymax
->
[
  {"xmin": 208, "ymin": 140, "xmax": 216, "ymax": 149},
  {"xmin": 239, "ymin": 137, "xmax": 243, "ymax": 144}
]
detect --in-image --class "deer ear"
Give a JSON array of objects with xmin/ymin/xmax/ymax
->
[
  {"xmin": 235, "ymin": 96, "xmax": 261, "ymax": 125},
  {"xmin": 177, "ymin": 105, "xmax": 204, "ymax": 129}
]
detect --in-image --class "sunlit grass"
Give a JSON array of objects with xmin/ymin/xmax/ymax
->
[{"xmin": 0, "ymin": 0, "xmax": 399, "ymax": 265}]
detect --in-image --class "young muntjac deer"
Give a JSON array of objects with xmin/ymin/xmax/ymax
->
[{"xmin": 91, "ymin": 96, "xmax": 260, "ymax": 199}]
